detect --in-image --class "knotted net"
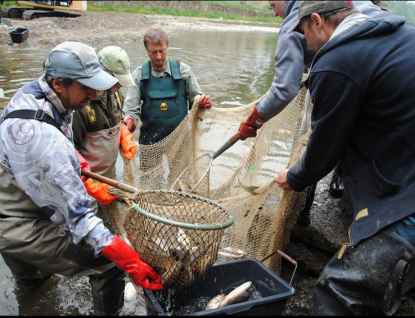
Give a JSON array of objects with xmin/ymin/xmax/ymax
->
[{"xmin": 102, "ymin": 82, "xmax": 312, "ymax": 275}]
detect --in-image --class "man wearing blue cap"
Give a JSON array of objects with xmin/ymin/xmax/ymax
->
[
  {"xmin": 276, "ymin": 1, "xmax": 415, "ymax": 315},
  {"xmin": 0, "ymin": 41, "xmax": 163, "ymax": 316}
]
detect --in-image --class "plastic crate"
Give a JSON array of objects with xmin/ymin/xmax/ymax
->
[
  {"xmin": 144, "ymin": 258, "xmax": 295, "ymax": 316},
  {"xmin": 10, "ymin": 28, "xmax": 29, "ymax": 43}
]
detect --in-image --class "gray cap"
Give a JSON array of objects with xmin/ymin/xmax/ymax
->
[
  {"xmin": 45, "ymin": 41, "xmax": 118, "ymax": 90},
  {"xmin": 287, "ymin": 1, "xmax": 355, "ymax": 34}
]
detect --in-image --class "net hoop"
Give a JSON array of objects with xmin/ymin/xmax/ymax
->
[
  {"xmin": 169, "ymin": 153, "xmax": 212, "ymax": 193},
  {"xmin": 129, "ymin": 191, "xmax": 234, "ymax": 230}
]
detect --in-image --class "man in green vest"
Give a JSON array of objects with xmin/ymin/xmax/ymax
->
[
  {"xmin": 123, "ymin": 27, "xmax": 211, "ymax": 144},
  {"xmin": 122, "ymin": 27, "xmax": 212, "ymax": 188}
]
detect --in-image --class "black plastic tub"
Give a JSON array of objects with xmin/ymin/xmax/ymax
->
[
  {"xmin": 144, "ymin": 258, "xmax": 295, "ymax": 316},
  {"xmin": 10, "ymin": 28, "xmax": 29, "ymax": 43}
]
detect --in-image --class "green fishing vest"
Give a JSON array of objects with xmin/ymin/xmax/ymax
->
[{"xmin": 139, "ymin": 58, "xmax": 187, "ymax": 145}]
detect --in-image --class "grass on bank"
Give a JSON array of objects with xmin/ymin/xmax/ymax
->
[{"xmin": 3, "ymin": 1, "xmax": 282, "ymax": 24}]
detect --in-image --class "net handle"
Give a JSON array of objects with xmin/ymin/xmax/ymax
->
[
  {"xmin": 129, "ymin": 200, "xmax": 234, "ymax": 231},
  {"xmin": 212, "ymin": 131, "xmax": 240, "ymax": 160}
]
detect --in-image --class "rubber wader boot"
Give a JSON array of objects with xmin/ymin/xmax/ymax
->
[
  {"xmin": 313, "ymin": 230, "xmax": 415, "ymax": 316},
  {"xmin": 296, "ymin": 183, "xmax": 316, "ymax": 227},
  {"xmin": 329, "ymin": 161, "xmax": 344, "ymax": 198}
]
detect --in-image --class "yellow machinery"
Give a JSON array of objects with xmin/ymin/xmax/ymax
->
[{"xmin": 3, "ymin": 1, "xmax": 87, "ymax": 20}]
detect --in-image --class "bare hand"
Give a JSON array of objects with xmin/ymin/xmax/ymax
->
[{"xmin": 275, "ymin": 168, "xmax": 293, "ymax": 191}]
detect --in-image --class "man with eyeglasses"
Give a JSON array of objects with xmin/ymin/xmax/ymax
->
[
  {"xmin": 122, "ymin": 27, "xmax": 211, "ymax": 144},
  {"xmin": 122, "ymin": 27, "xmax": 212, "ymax": 188}
]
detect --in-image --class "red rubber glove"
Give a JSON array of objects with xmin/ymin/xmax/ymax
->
[
  {"xmin": 122, "ymin": 114, "xmax": 135, "ymax": 132},
  {"xmin": 198, "ymin": 94, "xmax": 212, "ymax": 109},
  {"xmin": 239, "ymin": 104, "xmax": 268, "ymax": 140},
  {"xmin": 120, "ymin": 123, "xmax": 137, "ymax": 160},
  {"xmin": 101, "ymin": 235, "xmax": 164, "ymax": 290},
  {"xmin": 76, "ymin": 149, "xmax": 91, "ymax": 182},
  {"xmin": 83, "ymin": 178, "xmax": 117, "ymax": 205}
]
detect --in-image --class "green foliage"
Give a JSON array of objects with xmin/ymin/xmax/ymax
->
[
  {"xmin": 86, "ymin": 2, "xmax": 281, "ymax": 24},
  {"xmin": 386, "ymin": 1, "xmax": 415, "ymax": 25}
]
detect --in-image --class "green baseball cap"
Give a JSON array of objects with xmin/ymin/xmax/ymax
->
[
  {"xmin": 287, "ymin": 0, "xmax": 355, "ymax": 34},
  {"xmin": 98, "ymin": 46, "xmax": 135, "ymax": 88},
  {"xmin": 45, "ymin": 41, "xmax": 118, "ymax": 91}
]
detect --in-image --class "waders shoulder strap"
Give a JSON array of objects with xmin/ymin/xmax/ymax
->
[{"xmin": 5, "ymin": 109, "xmax": 64, "ymax": 135}]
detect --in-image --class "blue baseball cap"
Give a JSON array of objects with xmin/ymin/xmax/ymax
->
[{"xmin": 45, "ymin": 41, "xmax": 118, "ymax": 90}]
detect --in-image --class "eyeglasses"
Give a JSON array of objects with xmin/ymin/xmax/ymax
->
[{"xmin": 147, "ymin": 48, "xmax": 167, "ymax": 56}]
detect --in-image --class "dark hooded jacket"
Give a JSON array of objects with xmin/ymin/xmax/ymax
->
[{"xmin": 287, "ymin": 13, "xmax": 415, "ymax": 246}]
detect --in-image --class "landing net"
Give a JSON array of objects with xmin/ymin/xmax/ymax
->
[{"xmin": 102, "ymin": 82, "xmax": 312, "ymax": 275}]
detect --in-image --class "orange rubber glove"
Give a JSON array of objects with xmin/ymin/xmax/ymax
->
[
  {"xmin": 239, "ymin": 104, "xmax": 268, "ymax": 140},
  {"xmin": 76, "ymin": 150, "xmax": 116, "ymax": 205},
  {"xmin": 120, "ymin": 123, "xmax": 137, "ymax": 160},
  {"xmin": 198, "ymin": 94, "xmax": 212, "ymax": 109},
  {"xmin": 83, "ymin": 178, "xmax": 117, "ymax": 205},
  {"xmin": 122, "ymin": 114, "xmax": 135, "ymax": 132},
  {"xmin": 101, "ymin": 235, "xmax": 164, "ymax": 290}
]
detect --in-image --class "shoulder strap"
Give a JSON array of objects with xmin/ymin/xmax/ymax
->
[
  {"xmin": 142, "ymin": 61, "xmax": 151, "ymax": 80},
  {"xmin": 5, "ymin": 109, "xmax": 64, "ymax": 134},
  {"xmin": 169, "ymin": 58, "xmax": 181, "ymax": 80}
]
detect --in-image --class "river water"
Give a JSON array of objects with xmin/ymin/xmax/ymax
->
[{"xmin": 0, "ymin": 27, "xmax": 293, "ymax": 315}]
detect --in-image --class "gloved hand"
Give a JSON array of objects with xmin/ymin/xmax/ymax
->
[
  {"xmin": 198, "ymin": 94, "xmax": 212, "ymax": 109},
  {"xmin": 239, "ymin": 104, "xmax": 268, "ymax": 140},
  {"xmin": 76, "ymin": 150, "xmax": 117, "ymax": 205},
  {"xmin": 120, "ymin": 123, "xmax": 137, "ymax": 160},
  {"xmin": 122, "ymin": 114, "xmax": 135, "ymax": 132},
  {"xmin": 83, "ymin": 178, "xmax": 117, "ymax": 205},
  {"xmin": 76, "ymin": 149, "xmax": 91, "ymax": 182},
  {"xmin": 101, "ymin": 235, "xmax": 164, "ymax": 290}
]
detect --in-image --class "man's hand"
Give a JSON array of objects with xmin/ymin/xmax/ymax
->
[
  {"xmin": 198, "ymin": 94, "xmax": 212, "ymax": 109},
  {"xmin": 239, "ymin": 104, "xmax": 268, "ymax": 140},
  {"xmin": 274, "ymin": 168, "xmax": 293, "ymax": 191},
  {"xmin": 83, "ymin": 178, "xmax": 117, "ymax": 205},
  {"xmin": 120, "ymin": 123, "xmax": 137, "ymax": 160},
  {"xmin": 123, "ymin": 114, "xmax": 135, "ymax": 132},
  {"xmin": 102, "ymin": 235, "xmax": 164, "ymax": 290},
  {"xmin": 76, "ymin": 150, "xmax": 117, "ymax": 205}
]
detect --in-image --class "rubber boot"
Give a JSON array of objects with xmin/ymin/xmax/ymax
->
[
  {"xmin": 329, "ymin": 162, "xmax": 344, "ymax": 198},
  {"xmin": 89, "ymin": 265, "xmax": 126, "ymax": 316},
  {"xmin": 313, "ymin": 231, "xmax": 415, "ymax": 316}
]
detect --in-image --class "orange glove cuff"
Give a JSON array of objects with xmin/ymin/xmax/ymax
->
[
  {"xmin": 84, "ymin": 178, "xmax": 117, "ymax": 205},
  {"xmin": 120, "ymin": 124, "xmax": 137, "ymax": 160}
]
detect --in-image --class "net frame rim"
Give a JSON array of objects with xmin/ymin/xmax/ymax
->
[
  {"xmin": 129, "ymin": 190, "xmax": 234, "ymax": 230},
  {"xmin": 169, "ymin": 153, "xmax": 212, "ymax": 193}
]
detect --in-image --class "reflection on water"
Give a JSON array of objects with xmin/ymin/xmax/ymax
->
[
  {"xmin": 1, "ymin": 30, "xmax": 278, "ymax": 108},
  {"xmin": 0, "ymin": 27, "xmax": 280, "ymax": 315}
]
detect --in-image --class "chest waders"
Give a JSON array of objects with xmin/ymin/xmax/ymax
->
[
  {"xmin": 139, "ymin": 58, "xmax": 188, "ymax": 145},
  {"xmin": 0, "ymin": 109, "xmax": 125, "ymax": 316},
  {"xmin": 81, "ymin": 90, "xmax": 123, "ymax": 180},
  {"xmin": 81, "ymin": 91, "xmax": 123, "ymax": 216},
  {"xmin": 313, "ymin": 230, "xmax": 415, "ymax": 316}
]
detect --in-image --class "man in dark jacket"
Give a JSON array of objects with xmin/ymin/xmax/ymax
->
[
  {"xmin": 275, "ymin": 1, "xmax": 415, "ymax": 315},
  {"xmin": 238, "ymin": 1, "xmax": 388, "ymax": 227}
]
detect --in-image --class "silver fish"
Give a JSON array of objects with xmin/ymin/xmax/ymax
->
[{"xmin": 206, "ymin": 281, "xmax": 253, "ymax": 310}]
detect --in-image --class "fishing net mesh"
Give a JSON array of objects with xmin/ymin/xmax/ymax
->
[
  {"xmin": 101, "ymin": 81, "xmax": 312, "ymax": 278},
  {"xmin": 122, "ymin": 190, "xmax": 233, "ymax": 289}
]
